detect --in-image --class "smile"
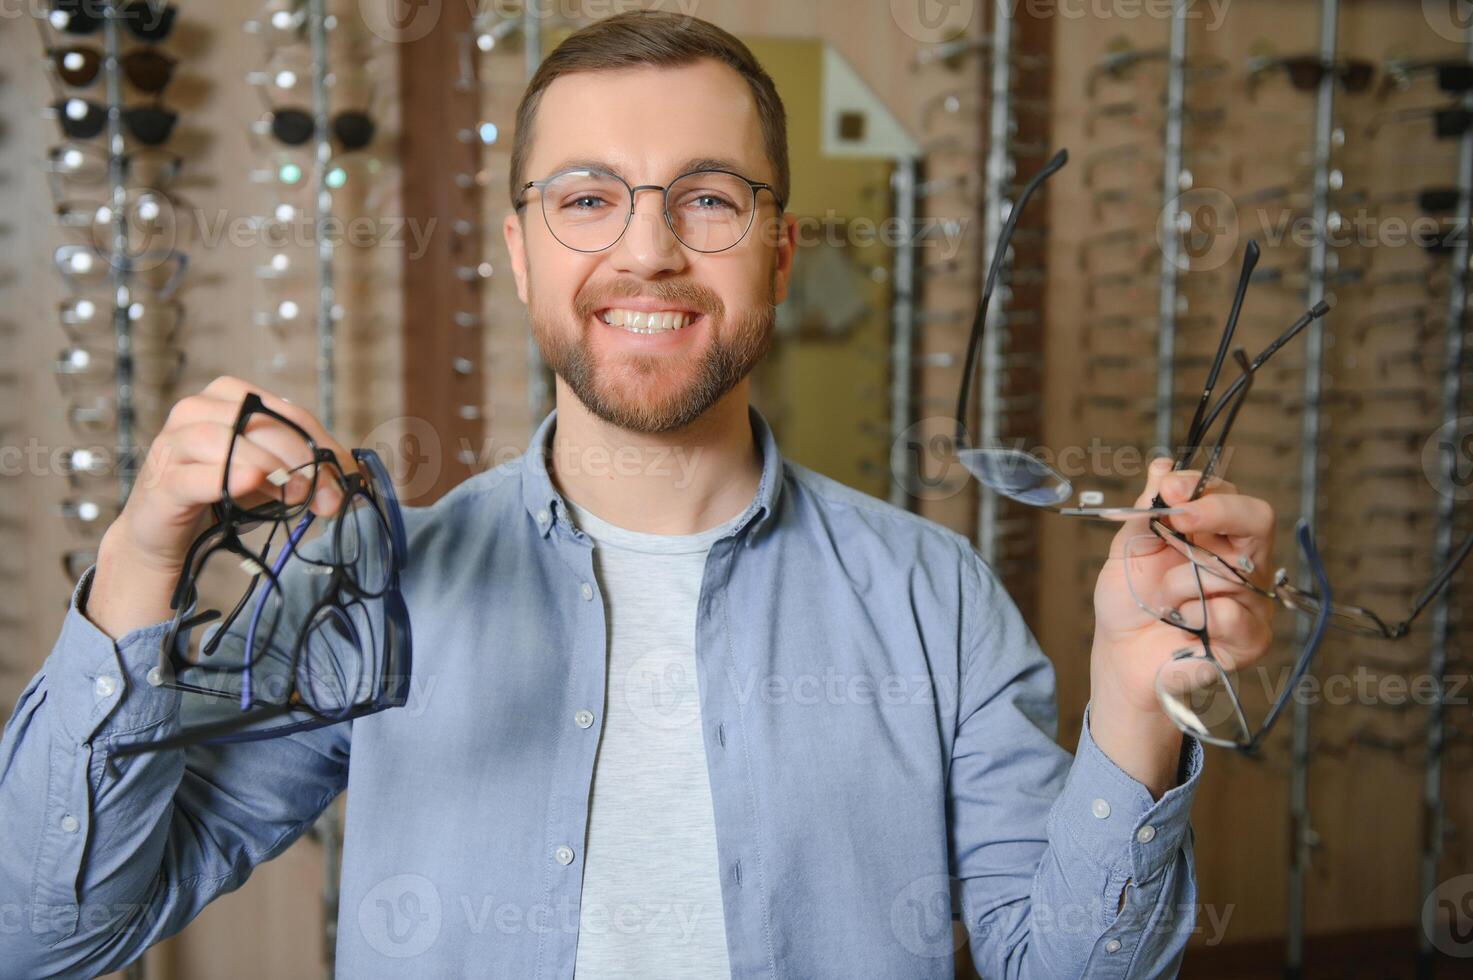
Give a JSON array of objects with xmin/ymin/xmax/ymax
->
[{"xmin": 597, "ymin": 308, "xmax": 699, "ymax": 334}]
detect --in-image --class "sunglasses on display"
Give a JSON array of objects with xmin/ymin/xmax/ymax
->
[
  {"xmin": 46, "ymin": 0, "xmax": 177, "ymax": 42},
  {"xmin": 46, "ymin": 45, "xmax": 175, "ymax": 92},
  {"xmin": 50, "ymin": 96, "xmax": 177, "ymax": 145}
]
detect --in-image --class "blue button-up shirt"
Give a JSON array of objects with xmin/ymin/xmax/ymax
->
[{"xmin": 1, "ymin": 405, "xmax": 1203, "ymax": 979}]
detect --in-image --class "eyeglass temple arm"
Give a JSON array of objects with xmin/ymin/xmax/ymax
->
[
  {"xmin": 955, "ymin": 148, "xmax": 1069, "ymax": 444},
  {"xmin": 1191, "ymin": 349, "xmax": 1255, "ymax": 499},
  {"xmin": 1175, "ymin": 240, "xmax": 1260, "ymax": 468},
  {"xmin": 1190, "ymin": 299, "xmax": 1332, "ymax": 444},
  {"xmin": 240, "ymin": 511, "xmax": 316, "ymax": 709},
  {"xmin": 1255, "ymin": 519, "xmax": 1331, "ymax": 742},
  {"xmin": 1400, "ymin": 529, "xmax": 1473, "ymax": 634}
]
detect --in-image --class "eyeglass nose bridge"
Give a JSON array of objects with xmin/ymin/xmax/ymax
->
[{"xmin": 613, "ymin": 182, "xmax": 683, "ymax": 251}]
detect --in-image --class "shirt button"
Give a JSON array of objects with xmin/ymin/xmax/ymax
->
[
  {"xmin": 1136, "ymin": 825, "xmax": 1157, "ymax": 844},
  {"xmin": 579, "ymin": 582, "xmax": 593, "ymax": 601},
  {"xmin": 554, "ymin": 845, "xmax": 574, "ymax": 865},
  {"xmin": 60, "ymin": 814, "xmax": 79, "ymax": 834},
  {"xmin": 94, "ymin": 675, "xmax": 117, "ymax": 698},
  {"xmin": 146, "ymin": 666, "xmax": 164, "ymax": 687},
  {"xmin": 536, "ymin": 508, "xmax": 550, "ymax": 525},
  {"xmin": 1091, "ymin": 798, "xmax": 1111, "ymax": 820},
  {"xmin": 574, "ymin": 709, "xmax": 594, "ymax": 728},
  {"xmin": 1105, "ymin": 939, "xmax": 1122, "ymax": 953}
]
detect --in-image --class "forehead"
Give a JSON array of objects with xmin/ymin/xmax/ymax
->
[{"xmin": 527, "ymin": 59, "xmax": 769, "ymax": 184}]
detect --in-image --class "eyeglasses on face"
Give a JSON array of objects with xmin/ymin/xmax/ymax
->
[{"xmin": 514, "ymin": 166, "xmax": 785, "ymax": 254}]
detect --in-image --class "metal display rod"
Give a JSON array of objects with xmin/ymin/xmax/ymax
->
[
  {"xmin": 1153, "ymin": 0, "xmax": 1187, "ymax": 454},
  {"xmin": 304, "ymin": 1, "xmax": 340, "ymax": 974},
  {"xmin": 106, "ymin": 5, "xmax": 140, "ymax": 976},
  {"xmin": 888, "ymin": 158, "xmax": 918, "ymax": 510},
  {"xmin": 103, "ymin": 1, "xmax": 136, "ymax": 505},
  {"xmin": 310, "ymin": 0, "xmax": 335, "ymax": 433},
  {"xmin": 975, "ymin": 0, "xmax": 1013, "ymax": 562},
  {"xmin": 523, "ymin": 4, "xmax": 550, "ymax": 430},
  {"xmin": 1416, "ymin": 28, "xmax": 1473, "ymax": 980},
  {"xmin": 1286, "ymin": 0, "xmax": 1339, "ymax": 975}
]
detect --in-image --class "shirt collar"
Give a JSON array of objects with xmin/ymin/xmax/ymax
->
[{"xmin": 521, "ymin": 403, "xmax": 784, "ymax": 544}]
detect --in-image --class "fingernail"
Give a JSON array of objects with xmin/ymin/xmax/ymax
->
[
  {"xmin": 266, "ymin": 468, "xmax": 291, "ymax": 487},
  {"xmin": 1165, "ymin": 473, "xmax": 1193, "ymax": 495},
  {"xmin": 1150, "ymin": 457, "xmax": 1172, "ymax": 475}
]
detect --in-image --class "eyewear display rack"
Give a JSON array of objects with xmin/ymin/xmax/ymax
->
[
  {"xmin": 299, "ymin": 1, "xmax": 341, "ymax": 973},
  {"xmin": 887, "ymin": 157, "xmax": 919, "ymax": 510},
  {"xmin": 1417, "ymin": 29, "xmax": 1473, "ymax": 980},
  {"xmin": 1285, "ymin": 0, "xmax": 1339, "ymax": 974},
  {"xmin": 99, "ymin": 0, "xmax": 140, "ymax": 509},
  {"xmin": 522, "ymin": 2, "xmax": 549, "ymax": 432},
  {"xmin": 974, "ymin": 0, "xmax": 1016, "ymax": 563},
  {"xmin": 1152, "ymin": 0, "xmax": 1188, "ymax": 452}
]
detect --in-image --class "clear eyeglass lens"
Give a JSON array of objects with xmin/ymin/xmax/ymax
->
[
  {"xmin": 297, "ymin": 601, "xmax": 371, "ymax": 715},
  {"xmin": 955, "ymin": 445, "xmax": 1072, "ymax": 507},
  {"xmin": 540, "ymin": 170, "xmax": 756, "ymax": 252},
  {"xmin": 1154, "ymin": 651, "xmax": 1252, "ymax": 746}
]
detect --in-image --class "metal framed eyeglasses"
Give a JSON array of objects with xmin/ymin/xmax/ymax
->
[{"xmin": 514, "ymin": 165, "xmax": 784, "ymax": 254}]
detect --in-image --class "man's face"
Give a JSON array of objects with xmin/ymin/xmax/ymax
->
[{"xmin": 504, "ymin": 59, "xmax": 796, "ymax": 434}]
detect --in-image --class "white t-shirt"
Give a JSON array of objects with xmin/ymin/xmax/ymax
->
[{"xmin": 564, "ymin": 497, "xmax": 745, "ymax": 980}]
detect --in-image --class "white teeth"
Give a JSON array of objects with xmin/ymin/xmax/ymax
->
[{"xmin": 597, "ymin": 308, "xmax": 694, "ymax": 333}]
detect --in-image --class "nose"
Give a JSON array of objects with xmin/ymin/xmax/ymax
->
[{"xmin": 608, "ymin": 185, "xmax": 686, "ymax": 276}]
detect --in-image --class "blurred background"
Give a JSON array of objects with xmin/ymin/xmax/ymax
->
[{"xmin": 2, "ymin": 0, "xmax": 1472, "ymax": 977}]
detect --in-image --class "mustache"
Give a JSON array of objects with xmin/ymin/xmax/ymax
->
[{"xmin": 574, "ymin": 279, "xmax": 725, "ymax": 320}]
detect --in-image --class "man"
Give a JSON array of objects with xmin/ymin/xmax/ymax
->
[{"xmin": 0, "ymin": 10, "xmax": 1277, "ymax": 978}]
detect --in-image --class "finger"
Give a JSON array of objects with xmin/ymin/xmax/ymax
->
[
  {"xmin": 198, "ymin": 376, "xmax": 358, "ymax": 475},
  {"xmin": 163, "ymin": 421, "xmax": 340, "ymax": 515},
  {"xmin": 168, "ymin": 390, "xmax": 351, "ymax": 506},
  {"xmin": 1108, "ymin": 455, "xmax": 1177, "ymax": 546},
  {"xmin": 1157, "ymin": 559, "xmax": 1256, "ymax": 607},
  {"xmin": 1174, "ymin": 596, "xmax": 1274, "ymax": 670},
  {"xmin": 1168, "ymin": 492, "xmax": 1275, "ymax": 551},
  {"xmin": 1158, "ymin": 469, "xmax": 1238, "ymax": 505}
]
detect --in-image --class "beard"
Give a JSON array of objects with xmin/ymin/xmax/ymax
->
[{"xmin": 529, "ymin": 271, "xmax": 775, "ymax": 435}]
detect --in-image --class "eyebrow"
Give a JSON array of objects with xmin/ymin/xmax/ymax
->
[{"xmin": 538, "ymin": 156, "xmax": 765, "ymax": 183}]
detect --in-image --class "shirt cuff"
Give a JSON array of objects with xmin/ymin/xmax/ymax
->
[
  {"xmin": 47, "ymin": 564, "xmax": 182, "ymax": 746},
  {"xmin": 1046, "ymin": 701, "xmax": 1203, "ymax": 884}
]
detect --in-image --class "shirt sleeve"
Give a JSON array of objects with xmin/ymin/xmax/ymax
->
[
  {"xmin": 0, "ymin": 558, "xmax": 352, "ymax": 978},
  {"xmin": 948, "ymin": 548, "xmax": 1203, "ymax": 980}
]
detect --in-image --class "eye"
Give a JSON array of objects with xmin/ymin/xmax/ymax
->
[
  {"xmin": 562, "ymin": 194, "xmax": 609, "ymax": 211},
  {"xmin": 678, "ymin": 191, "xmax": 738, "ymax": 214}
]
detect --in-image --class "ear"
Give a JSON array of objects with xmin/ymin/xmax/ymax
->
[
  {"xmin": 503, "ymin": 209, "xmax": 530, "ymax": 305},
  {"xmin": 768, "ymin": 211, "xmax": 798, "ymax": 307}
]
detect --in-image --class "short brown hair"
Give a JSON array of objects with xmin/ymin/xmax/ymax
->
[{"xmin": 508, "ymin": 10, "xmax": 789, "ymax": 212}]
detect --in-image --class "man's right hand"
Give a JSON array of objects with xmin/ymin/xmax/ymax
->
[{"xmin": 86, "ymin": 376, "xmax": 356, "ymax": 641}]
